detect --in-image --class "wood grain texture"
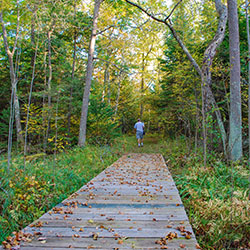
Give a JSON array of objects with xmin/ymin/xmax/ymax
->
[{"xmin": 8, "ymin": 154, "xmax": 199, "ymax": 249}]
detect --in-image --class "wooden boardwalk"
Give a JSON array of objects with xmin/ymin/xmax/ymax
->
[{"xmin": 4, "ymin": 154, "xmax": 199, "ymax": 249}]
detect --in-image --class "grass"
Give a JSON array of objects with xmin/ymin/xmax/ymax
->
[
  {"xmin": 0, "ymin": 139, "xmax": 125, "ymax": 242},
  {"xmin": 119, "ymin": 135, "xmax": 250, "ymax": 249},
  {"xmin": 0, "ymin": 134, "xmax": 249, "ymax": 249}
]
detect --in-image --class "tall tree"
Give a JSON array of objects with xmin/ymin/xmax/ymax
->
[
  {"xmin": 0, "ymin": 1, "xmax": 23, "ymax": 145},
  {"xmin": 228, "ymin": 0, "xmax": 243, "ymax": 161},
  {"xmin": 125, "ymin": 0, "xmax": 228, "ymax": 165},
  {"xmin": 79, "ymin": 0, "xmax": 103, "ymax": 147}
]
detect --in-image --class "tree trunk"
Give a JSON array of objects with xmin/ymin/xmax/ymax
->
[
  {"xmin": 125, "ymin": 0, "xmax": 228, "ymax": 164},
  {"xmin": 0, "ymin": 7, "xmax": 23, "ymax": 145},
  {"xmin": 103, "ymin": 62, "xmax": 110, "ymax": 102},
  {"xmin": 140, "ymin": 54, "xmax": 145, "ymax": 120},
  {"xmin": 78, "ymin": 0, "xmax": 103, "ymax": 147},
  {"xmin": 228, "ymin": 0, "xmax": 243, "ymax": 161},
  {"xmin": 43, "ymin": 49, "xmax": 47, "ymax": 152},
  {"xmin": 24, "ymin": 41, "xmax": 38, "ymax": 166},
  {"xmin": 114, "ymin": 72, "xmax": 123, "ymax": 116},
  {"xmin": 245, "ymin": 0, "xmax": 250, "ymax": 199},
  {"xmin": 68, "ymin": 1, "xmax": 77, "ymax": 137},
  {"xmin": 46, "ymin": 30, "xmax": 53, "ymax": 143}
]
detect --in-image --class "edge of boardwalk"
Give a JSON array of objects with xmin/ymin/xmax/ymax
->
[{"xmin": 1, "ymin": 153, "xmax": 199, "ymax": 250}]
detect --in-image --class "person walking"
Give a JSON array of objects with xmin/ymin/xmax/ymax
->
[{"xmin": 134, "ymin": 119, "xmax": 144, "ymax": 147}]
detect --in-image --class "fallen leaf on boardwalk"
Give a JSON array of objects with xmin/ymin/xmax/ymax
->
[
  {"xmin": 185, "ymin": 234, "xmax": 191, "ymax": 239},
  {"xmin": 165, "ymin": 225, "xmax": 172, "ymax": 228},
  {"xmin": 137, "ymin": 228, "xmax": 142, "ymax": 231},
  {"xmin": 180, "ymin": 244, "xmax": 186, "ymax": 248},
  {"xmin": 91, "ymin": 233, "xmax": 99, "ymax": 240},
  {"xmin": 196, "ymin": 243, "xmax": 202, "ymax": 249},
  {"xmin": 87, "ymin": 245, "xmax": 94, "ymax": 249},
  {"xmin": 79, "ymin": 228, "xmax": 84, "ymax": 232},
  {"xmin": 106, "ymin": 217, "xmax": 114, "ymax": 221},
  {"xmin": 88, "ymin": 219, "xmax": 94, "ymax": 223},
  {"xmin": 176, "ymin": 226, "xmax": 185, "ymax": 232},
  {"xmin": 117, "ymin": 239, "xmax": 123, "ymax": 244},
  {"xmin": 166, "ymin": 232, "xmax": 178, "ymax": 240},
  {"xmin": 30, "ymin": 221, "xmax": 43, "ymax": 227},
  {"xmin": 33, "ymin": 231, "xmax": 42, "ymax": 236},
  {"xmin": 73, "ymin": 234, "xmax": 80, "ymax": 238},
  {"xmin": 160, "ymin": 246, "xmax": 168, "ymax": 249}
]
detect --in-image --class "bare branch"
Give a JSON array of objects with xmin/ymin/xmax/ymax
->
[
  {"xmin": 125, "ymin": 0, "xmax": 202, "ymax": 76},
  {"xmin": 165, "ymin": 21, "xmax": 202, "ymax": 76},
  {"xmin": 125, "ymin": 0, "xmax": 166, "ymax": 24},
  {"xmin": 97, "ymin": 25, "xmax": 116, "ymax": 35},
  {"xmin": 12, "ymin": 0, "xmax": 20, "ymax": 56},
  {"xmin": 164, "ymin": 0, "xmax": 183, "ymax": 22}
]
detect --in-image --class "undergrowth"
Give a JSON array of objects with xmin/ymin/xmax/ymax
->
[
  {"xmin": 0, "ymin": 135, "xmax": 249, "ymax": 250},
  {"xmin": 0, "ymin": 140, "xmax": 125, "ymax": 242},
  {"xmin": 161, "ymin": 139, "xmax": 250, "ymax": 250}
]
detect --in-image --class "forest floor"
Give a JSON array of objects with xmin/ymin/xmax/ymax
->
[{"xmin": 0, "ymin": 134, "xmax": 249, "ymax": 249}]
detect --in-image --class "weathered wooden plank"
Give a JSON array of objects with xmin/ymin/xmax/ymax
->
[
  {"xmin": 39, "ymin": 212, "xmax": 188, "ymax": 221},
  {"xmin": 20, "ymin": 237, "xmax": 197, "ymax": 249},
  {"xmin": 63, "ymin": 194, "xmax": 182, "ymax": 205},
  {"xmin": 23, "ymin": 226, "xmax": 195, "ymax": 238},
  {"xmin": 30, "ymin": 219, "xmax": 192, "ymax": 229}
]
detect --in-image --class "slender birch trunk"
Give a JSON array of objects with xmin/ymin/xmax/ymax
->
[
  {"xmin": 140, "ymin": 54, "xmax": 145, "ymax": 119},
  {"xmin": 0, "ymin": 4, "xmax": 23, "ymax": 146},
  {"xmin": 43, "ymin": 49, "xmax": 47, "ymax": 152},
  {"xmin": 78, "ymin": 0, "xmax": 103, "ymax": 147},
  {"xmin": 114, "ymin": 72, "xmax": 123, "ymax": 116},
  {"xmin": 103, "ymin": 62, "xmax": 110, "ymax": 102},
  {"xmin": 245, "ymin": 0, "xmax": 250, "ymax": 199},
  {"xmin": 54, "ymin": 91, "xmax": 60, "ymax": 159},
  {"xmin": 68, "ymin": 1, "xmax": 77, "ymax": 137},
  {"xmin": 228, "ymin": 0, "xmax": 243, "ymax": 161},
  {"xmin": 246, "ymin": 0, "xmax": 250, "ymax": 158},
  {"xmin": 24, "ymin": 42, "xmax": 38, "ymax": 166},
  {"xmin": 46, "ymin": 30, "xmax": 53, "ymax": 143}
]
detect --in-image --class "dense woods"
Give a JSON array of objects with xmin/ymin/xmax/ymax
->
[
  {"xmin": 1, "ymin": 0, "xmax": 250, "ymax": 160},
  {"xmin": 0, "ymin": 0, "xmax": 249, "ymax": 249}
]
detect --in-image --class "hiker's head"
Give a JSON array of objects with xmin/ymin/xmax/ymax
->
[{"xmin": 138, "ymin": 119, "xmax": 140, "ymax": 122}]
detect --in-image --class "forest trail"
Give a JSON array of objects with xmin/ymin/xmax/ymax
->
[{"xmin": 13, "ymin": 154, "xmax": 198, "ymax": 249}]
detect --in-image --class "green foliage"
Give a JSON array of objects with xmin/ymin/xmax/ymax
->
[
  {"xmin": 0, "ymin": 108, "xmax": 10, "ymax": 146},
  {"xmin": 0, "ymin": 138, "xmax": 127, "ymax": 242},
  {"xmin": 88, "ymin": 94, "xmax": 120, "ymax": 145},
  {"xmin": 165, "ymin": 142, "xmax": 250, "ymax": 250}
]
